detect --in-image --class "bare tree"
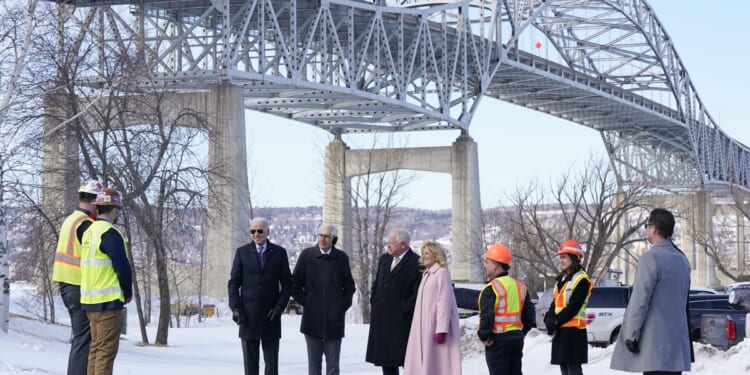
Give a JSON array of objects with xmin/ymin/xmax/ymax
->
[
  {"xmin": 504, "ymin": 159, "xmax": 649, "ymax": 285},
  {"xmin": 0, "ymin": 0, "xmax": 45, "ymax": 333},
  {"xmin": 697, "ymin": 187, "xmax": 750, "ymax": 282},
  {"xmin": 72, "ymin": 85, "xmax": 210, "ymax": 345},
  {"xmin": 347, "ymin": 136, "xmax": 413, "ymax": 323}
]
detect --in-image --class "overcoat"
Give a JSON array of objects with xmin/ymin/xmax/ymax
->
[
  {"xmin": 291, "ymin": 246, "xmax": 356, "ymax": 339},
  {"xmin": 227, "ymin": 241, "xmax": 292, "ymax": 340},
  {"xmin": 610, "ymin": 239, "xmax": 691, "ymax": 372},
  {"xmin": 404, "ymin": 264, "xmax": 462, "ymax": 375},
  {"xmin": 365, "ymin": 249, "xmax": 422, "ymax": 367}
]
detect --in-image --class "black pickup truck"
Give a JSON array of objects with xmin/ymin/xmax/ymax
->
[{"xmin": 699, "ymin": 286, "xmax": 750, "ymax": 350}]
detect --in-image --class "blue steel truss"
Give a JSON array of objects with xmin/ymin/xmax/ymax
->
[{"xmin": 46, "ymin": 0, "xmax": 750, "ymax": 193}]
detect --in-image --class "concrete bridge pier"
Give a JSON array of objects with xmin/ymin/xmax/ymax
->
[
  {"xmin": 40, "ymin": 86, "xmax": 251, "ymax": 300},
  {"xmin": 205, "ymin": 84, "xmax": 251, "ymax": 299},
  {"xmin": 41, "ymin": 94, "xmax": 81, "ymax": 224},
  {"xmin": 322, "ymin": 133, "xmax": 484, "ymax": 282},
  {"xmin": 679, "ymin": 191, "xmax": 721, "ymax": 289}
]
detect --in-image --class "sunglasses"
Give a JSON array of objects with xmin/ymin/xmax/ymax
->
[{"xmin": 250, "ymin": 229, "xmax": 265, "ymax": 234}]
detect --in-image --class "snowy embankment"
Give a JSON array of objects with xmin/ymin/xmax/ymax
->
[{"xmin": 1, "ymin": 283, "xmax": 749, "ymax": 374}]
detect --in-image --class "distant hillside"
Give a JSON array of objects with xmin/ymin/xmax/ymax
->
[{"xmin": 255, "ymin": 206, "xmax": 453, "ymax": 256}]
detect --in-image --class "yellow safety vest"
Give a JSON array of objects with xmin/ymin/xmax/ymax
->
[
  {"xmin": 553, "ymin": 270, "xmax": 592, "ymax": 329},
  {"xmin": 80, "ymin": 220, "xmax": 127, "ymax": 305},
  {"xmin": 52, "ymin": 210, "xmax": 92, "ymax": 285},
  {"xmin": 479, "ymin": 275, "xmax": 527, "ymax": 334}
]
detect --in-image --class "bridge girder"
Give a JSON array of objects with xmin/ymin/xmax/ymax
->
[{"xmin": 47, "ymin": 0, "xmax": 750, "ymax": 192}]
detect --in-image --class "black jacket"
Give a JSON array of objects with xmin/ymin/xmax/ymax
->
[
  {"xmin": 365, "ymin": 249, "xmax": 422, "ymax": 367},
  {"xmin": 227, "ymin": 241, "xmax": 292, "ymax": 340},
  {"xmin": 291, "ymin": 246, "xmax": 356, "ymax": 339},
  {"xmin": 477, "ymin": 272, "xmax": 536, "ymax": 342}
]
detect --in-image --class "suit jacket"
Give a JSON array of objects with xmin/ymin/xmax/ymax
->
[
  {"xmin": 291, "ymin": 246, "xmax": 356, "ymax": 339},
  {"xmin": 610, "ymin": 239, "xmax": 691, "ymax": 372},
  {"xmin": 365, "ymin": 249, "xmax": 422, "ymax": 367},
  {"xmin": 227, "ymin": 241, "xmax": 292, "ymax": 340}
]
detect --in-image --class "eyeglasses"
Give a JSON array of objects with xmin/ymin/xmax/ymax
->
[
  {"xmin": 250, "ymin": 229, "xmax": 264, "ymax": 234},
  {"xmin": 317, "ymin": 233, "xmax": 332, "ymax": 239}
]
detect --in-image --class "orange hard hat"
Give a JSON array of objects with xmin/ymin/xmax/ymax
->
[
  {"xmin": 556, "ymin": 239, "xmax": 584, "ymax": 259},
  {"xmin": 95, "ymin": 189, "xmax": 122, "ymax": 207},
  {"xmin": 484, "ymin": 243, "xmax": 512, "ymax": 265}
]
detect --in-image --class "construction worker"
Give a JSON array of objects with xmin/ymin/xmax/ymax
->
[
  {"xmin": 477, "ymin": 243, "xmax": 535, "ymax": 375},
  {"xmin": 52, "ymin": 179, "xmax": 103, "ymax": 375},
  {"xmin": 544, "ymin": 240, "xmax": 592, "ymax": 375},
  {"xmin": 80, "ymin": 188, "xmax": 132, "ymax": 375}
]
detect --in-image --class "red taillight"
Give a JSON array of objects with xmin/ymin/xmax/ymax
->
[
  {"xmin": 726, "ymin": 320, "xmax": 737, "ymax": 341},
  {"xmin": 585, "ymin": 313, "xmax": 595, "ymax": 325}
]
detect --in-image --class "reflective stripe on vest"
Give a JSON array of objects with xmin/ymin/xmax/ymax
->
[
  {"xmin": 553, "ymin": 270, "xmax": 592, "ymax": 329},
  {"xmin": 52, "ymin": 211, "xmax": 92, "ymax": 284},
  {"xmin": 80, "ymin": 220, "xmax": 127, "ymax": 304},
  {"xmin": 480, "ymin": 275, "xmax": 527, "ymax": 334}
]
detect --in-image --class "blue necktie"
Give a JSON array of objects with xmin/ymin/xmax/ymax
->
[{"xmin": 258, "ymin": 246, "xmax": 265, "ymax": 268}]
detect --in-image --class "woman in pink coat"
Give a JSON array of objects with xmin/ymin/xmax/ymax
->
[{"xmin": 404, "ymin": 241, "xmax": 462, "ymax": 375}]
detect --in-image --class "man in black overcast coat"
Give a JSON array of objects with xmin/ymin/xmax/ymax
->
[
  {"xmin": 228, "ymin": 217, "xmax": 292, "ymax": 375},
  {"xmin": 292, "ymin": 223, "xmax": 356, "ymax": 375},
  {"xmin": 365, "ymin": 228, "xmax": 422, "ymax": 375}
]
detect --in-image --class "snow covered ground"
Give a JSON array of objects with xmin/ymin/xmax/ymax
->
[{"xmin": 2, "ymin": 283, "xmax": 749, "ymax": 374}]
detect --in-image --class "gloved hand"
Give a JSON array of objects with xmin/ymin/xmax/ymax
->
[
  {"xmin": 232, "ymin": 309, "xmax": 241, "ymax": 325},
  {"xmin": 543, "ymin": 311, "xmax": 557, "ymax": 335},
  {"xmin": 433, "ymin": 332, "xmax": 446, "ymax": 344},
  {"xmin": 267, "ymin": 306, "xmax": 282, "ymax": 322},
  {"xmin": 625, "ymin": 339, "xmax": 640, "ymax": 353}
]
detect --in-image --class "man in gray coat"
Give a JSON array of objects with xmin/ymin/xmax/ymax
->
[{"xmin": 610, "ymin": 208, "xmax": 691, "ymax": 375}]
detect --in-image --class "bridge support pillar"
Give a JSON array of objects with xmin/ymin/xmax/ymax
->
[
  {"xmin": 681, "ymin": 191, "xmax": 721, "ymax": 289},
  {"xmin": 41, "ymin": 94, "xmax": 80, "ymax": 224},
  {"xmin": 323, "ymin": 134, "xmax": 483, "ymax": 282},
  {"xmin": 450, "ymin": 135, "xmax": 484, "ymax": 282},
  {"xmin": 205, "ymin": 84, "xmax": 251, "ymax": 299},
  {"xmin": 322, "ymin": 136, "xmax": 353, "ymax": 253}
]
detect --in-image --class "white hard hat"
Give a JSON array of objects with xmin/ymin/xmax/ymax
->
[{"xmin": 79, "ymin": 180, "xmax": 104, "ymax": 195}]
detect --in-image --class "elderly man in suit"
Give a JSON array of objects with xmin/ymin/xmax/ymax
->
[
  {"xmin": 610, "ymin": 208, "xmax": 692, "ymax": 375},
  {"xmin": 365, "ymin": 228, "xmax": 422, "ymax": 375},
  {"xmin": 292, "ymin": 223, "xmax": 356, "ymax": 375},
  {"xmin": 228, "ymin": 217, "xmax": 292, "ymax": 375}
]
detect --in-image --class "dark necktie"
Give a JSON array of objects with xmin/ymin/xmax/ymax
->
[{"xmin": 258, "ymin": 246, "xmax": 265, "ymax": 268}]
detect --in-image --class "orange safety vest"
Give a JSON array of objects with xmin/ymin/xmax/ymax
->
[
  {"xmin": 553, "ymin": 270, "xmax": 592, "ymax": 329},
  {"xmin": 479, "ymin": 275, "xmax": 527, "ymax": 334},
  {"xmin": 52, "ymin": 210, "xmax": 93, "ymax": 285}
]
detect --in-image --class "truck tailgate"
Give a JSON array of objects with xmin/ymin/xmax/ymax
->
[{"xmin": 700, "ymin": 313, "xmax": 744, "ymax": 350}]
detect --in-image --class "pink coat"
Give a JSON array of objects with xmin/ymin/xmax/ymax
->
[{"xmin": 404, "ymin": 264, "xmax": 462, "ymax": 375}]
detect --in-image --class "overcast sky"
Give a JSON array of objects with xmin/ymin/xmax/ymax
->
[{"xmin": 244, "ymin": 0, "xmax": 750, "ymax": 210}]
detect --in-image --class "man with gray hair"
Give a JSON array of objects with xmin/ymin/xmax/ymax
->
[
  {"xmin": 366, "ymin": 228, "xmax": 422, "ymax": 375},
  {"xmin": 228, "ymin": 217, "xmax": 292, "ymax": 375},
  {"xmin": 292, "ymin": 223, "xmax": 356, "ymax": 375}
]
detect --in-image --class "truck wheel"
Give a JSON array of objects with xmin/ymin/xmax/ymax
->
[{"xmin": 609, "ymin": 327, "xmax": 620, "ymax": 345}]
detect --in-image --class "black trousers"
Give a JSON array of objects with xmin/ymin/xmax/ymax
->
[
  {"xmin": 241, "ymin": 338, "xmax": 279, "ymax": 375},
  {"xmin": 381, "ymin": 366, "xmax": 400, "ymax": 375},
  {"xmin": 304, "ymin": 335, "xmax": 342, "ymax": 375},
  {"xmin": 60, "ymin": 283, "xmax": 90, "ymax": 375},
  {"xmin": 485, "ymin": 338, "xmax": 524, "ymax": 375},
  {"xmin": 560, "ymin": 363, "xmax": 583, "ymax": 375}
]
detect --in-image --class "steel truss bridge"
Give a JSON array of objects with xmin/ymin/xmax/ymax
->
[{"xmin": 50, "ymin": 0, "xmax": 750, "ymax": 193}]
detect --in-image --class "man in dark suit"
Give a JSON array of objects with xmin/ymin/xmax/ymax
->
[
  {"xmin": 292, "ymin": 223, "xmax": 356, "ymax": 375},
  {"xmin": 228, "ymin": 217, "xmax": 292, "ymax": 375},
  {"xmin": 365, "ymin": 228, "xmax": 422, "ymax": 375}
]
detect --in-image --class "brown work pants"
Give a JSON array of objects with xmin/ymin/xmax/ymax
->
[{"xmin": 87, "ymin": 309, "xmax": 123, "ymax": 375}]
